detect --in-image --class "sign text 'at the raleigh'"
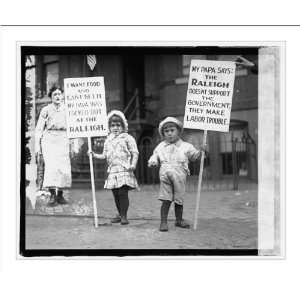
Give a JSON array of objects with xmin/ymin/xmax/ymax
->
[{"xmin": 64, "ymin": 77, "xmax": 108, "ymax": 138}]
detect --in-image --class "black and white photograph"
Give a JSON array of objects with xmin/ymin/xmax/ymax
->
[{"xmin": 20, "ymin": 43, "xmax": 283, "ymax": 257}]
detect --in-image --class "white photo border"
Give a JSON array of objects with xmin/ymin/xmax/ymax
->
[{"xmin": 16, "ymin": 40, "xmax": 285, "ymax": 259}]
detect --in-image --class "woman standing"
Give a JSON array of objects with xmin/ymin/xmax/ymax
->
[{"xmin": 35, "ymin": 86, "xmax": 72, "ymax": 206}]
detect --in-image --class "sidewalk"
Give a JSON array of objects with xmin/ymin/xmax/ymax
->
[{"xmin": 25, "ymin": 185, "xmax": 258, "ymax": 250}]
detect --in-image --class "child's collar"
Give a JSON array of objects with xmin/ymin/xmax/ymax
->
[
  {"xmin": 163, "ymin": 138, "xmax": 182, "ymax": 146},
  {"xmin": 108, "ymin": 132, "xmax": 127, "ymax": 139}
]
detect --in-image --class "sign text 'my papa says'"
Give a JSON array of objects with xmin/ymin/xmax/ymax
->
[
  {"xmin": 183, "ymin": 60, "xmax": 236, "ymax": 132},
  {"xmin": 64, "ymin": 77, "xmax": 108, "ymax": 138}
]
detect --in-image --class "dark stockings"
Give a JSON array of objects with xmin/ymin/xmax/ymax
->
[
  {"xmin": 112, "ymin": 185, "xmax": 129, "ymax": 218},
  {"xmin": 159, "ymin": 200, "xmax": 171, "ymax": 231},
  {"xmin": 174, "ymin": 203, "xmax": 183, "ymax": 222},
  {"xmin": 112, "ymin": 189, "xmax": 121, "ymax": 215},
  {"xmin": 160, "ymin": 201, "xmax": 171, "ymax": 223},
  {"xmin": 174, "ymin": 203, "xmax": 190, "ymax": 228}
]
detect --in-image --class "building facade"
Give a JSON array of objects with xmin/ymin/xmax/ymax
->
[{"xmin": 24, "ymin": 49, "xmax": 258, "ymax": 189}]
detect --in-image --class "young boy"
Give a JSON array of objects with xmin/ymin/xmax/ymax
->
[{"xmin": 148, "ymin": 117, "xmax": 205, "ymax": 232}]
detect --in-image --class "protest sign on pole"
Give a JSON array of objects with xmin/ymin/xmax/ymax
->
[
  {"xmin": 183, "ymin": 60, "xmax": 236, "ymax": 230},
  {"xmin": 64, "ymin": 77, "xmax": 108, "ymax": 138},
  {"xmin": 184, "ymin": 60, "xmax": 236, "ymax": 132},
  {"xmin": 64, "ymin": 77, "xmax": 108, "ymax": 228}
]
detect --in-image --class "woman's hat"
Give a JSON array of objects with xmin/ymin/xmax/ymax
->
[
  {"xmin": 107, "ymin": 110, "xmax": 128, "ymax": 132},
  {"xmin": 158, "ymin": 117, "xmax": 183, "ymax": 137}
]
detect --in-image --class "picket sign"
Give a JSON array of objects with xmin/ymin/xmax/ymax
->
[
  {"xmin": 183, "ymin": 60, "xmax": 236, "ymax": 230},
  {"xmin": 64, "ymin": 77, "xmax": 108, "ymax": 228},
  {"xmin": 193, "ymin": 130, "xmax": 207, "ymax": 230},
  {"xmin": 88, "ymin": 138, "xmax": 98, "ymax": 228}
]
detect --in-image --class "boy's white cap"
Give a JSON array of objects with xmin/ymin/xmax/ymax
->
[
  {"xmin": 107, "ymin": 110, "xmax": 128, "ymax": 132},
  {"xmin": 158, "ymin": 117, "xmax": 183, "ymax": 137}
]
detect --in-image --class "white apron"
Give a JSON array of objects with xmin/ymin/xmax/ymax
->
[
  {"xmin": 41, "ymin": 130, "xmax": 72, "ymax": 188},
  {"xmin": 36, "ymin": 103, "xmax": 72, "ymax": 189}
]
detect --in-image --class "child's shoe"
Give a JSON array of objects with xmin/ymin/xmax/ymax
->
[
  {"xmin": 159, "ymin": 221, "xmax": 168, "ymax": 232},
  {"xmin": 120, "ymin": 216, "xmax": 129, "ymax": 225},
  {"xmin": 174, "ymin": 203, "xmax": 190, "ymax": 228},
  {"xmin": 111, "ymin": 215, "xmax": 121, "ymax": 223},
  {"xmin": 175, "ymin": 220, "xmax": 190, "ymax": 229}
]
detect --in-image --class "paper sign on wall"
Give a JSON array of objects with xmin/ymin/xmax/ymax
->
[
  {"xmin": 183, "ymin": 60, "xmax": 236, "ymax": 132},
  {"xmin": 64, "ymin": 77, "xmax": 108, "ymax": 138}
]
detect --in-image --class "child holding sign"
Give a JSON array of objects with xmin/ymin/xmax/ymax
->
[
  {"xmin": 148, "ymin": 117, "xmax": 205, "ymax": 232},
  {"xmin": 91, "ymin": 110, "xmax": 139, "ymax": 225}
]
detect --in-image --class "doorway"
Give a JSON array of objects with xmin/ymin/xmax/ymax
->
[{"xmin": 122, "ymin": 54, "xmax": 145, "ymax": 118}]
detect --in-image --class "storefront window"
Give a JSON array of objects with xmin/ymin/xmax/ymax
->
[
  {"xmin": 25, "ymin": 55, "xmax": 35, "ymax": 68},
  {"xmin": 219, "ymin": 125, "xmax": 256, "ymax": 177},
  {"xmin": 220, "ymin": 129, "xmax": 247, "ymax": 153},
  {"xmin": 45, "ymin": 62, "xmax": 59, "ymax": 93},
  {"xmin": 43, "ymin": 55, "xmax": 59, "ymax": 95},
  {"xmin": 182, "ymin": 55, "xmax": 207, "ymax": 76},
  {"xmin": 25, "ymin": 56, "xmax": 36, "ymax": 164}
]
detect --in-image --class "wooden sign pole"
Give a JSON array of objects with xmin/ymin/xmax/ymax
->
[
  {"xmin": 193, "ymin": 130, "xmax": 208, "ymax": 230},
  {"xmin": 88, "ymin": 137, "xmax": 98, "ymax": 228}
]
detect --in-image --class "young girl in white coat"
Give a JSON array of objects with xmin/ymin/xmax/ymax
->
[{"xmin": 91, "ymin": 110, "xmax": 139, "ymax": 225}]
